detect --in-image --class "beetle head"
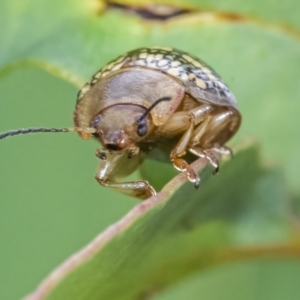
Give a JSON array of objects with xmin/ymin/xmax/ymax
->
[
  {"xmin": 90, "ymin": 104, "xmax": 152, "ymax": 154},
  {"xmin": 90, "ymin": 97, "xmax": 171, "ymax": 155}
]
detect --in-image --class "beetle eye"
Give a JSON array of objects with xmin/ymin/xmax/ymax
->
[
  {"xmin": 137, "ymin": 119, "xmax": 148, "ymax": 137},
  {"xmin": 91, "ymin": 115, "xmax": 100, "ymax": 127}
]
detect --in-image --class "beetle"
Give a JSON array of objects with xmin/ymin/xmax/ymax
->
[{"xmin": 0, "ymin": 47, "xmax": 241, "ymax": 200}]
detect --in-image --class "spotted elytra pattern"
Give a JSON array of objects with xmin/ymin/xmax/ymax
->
[{"xmin": 77, "ymin": 47, "xmax": 236, "ymax": 108}]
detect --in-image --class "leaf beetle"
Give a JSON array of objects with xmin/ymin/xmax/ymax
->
[{"xmin": 0, "ymin": 47, "xmax": 241, "ymax": 200}]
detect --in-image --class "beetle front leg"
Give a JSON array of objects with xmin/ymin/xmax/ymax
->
[
  {"xmin": 96, "ymin": 177, "xmax": 156, "ymax": 200},
  {"xmin": 95, "ymin": 151, "xmax": 155, "ymax": 200}
]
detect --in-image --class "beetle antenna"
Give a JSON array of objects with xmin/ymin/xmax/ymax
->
[
  {"xmin": 136, "ymin": 96, "xmax": 171, "ymax": 122},
  {"xmin": 0, "ymin": 127, "xmax": 96, "ymax": 140}
]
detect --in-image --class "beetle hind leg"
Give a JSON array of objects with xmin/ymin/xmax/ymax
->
[
  {"xmin": 210, "ymin": 145, "xmax": 233, "ymax": 157},
  {"xmin": 188, "ymin": 109, "xmax": 238, "ymax": 174},
  {"xmin": 189, "ymin": 147, "xmax": 219, "ymax": 175}
]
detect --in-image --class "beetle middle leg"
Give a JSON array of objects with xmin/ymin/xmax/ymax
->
[
  {"xmin": 160, "ymin": 104, "xmax": 213, "ymax": 188},
  {"xmin": 169, "ymin": 118, "xmax": 201, "ymax": 187}
]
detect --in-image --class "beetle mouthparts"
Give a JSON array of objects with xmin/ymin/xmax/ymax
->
[{"xmin": 105, "ymin": 143, "xmax": 120, "ymax": 151}]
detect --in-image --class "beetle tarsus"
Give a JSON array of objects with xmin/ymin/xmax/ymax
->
[{"xmin": 211, "ymin": 145, "xmax": 233, "ymax": 158}]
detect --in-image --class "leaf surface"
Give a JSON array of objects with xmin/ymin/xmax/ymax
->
[{"xmin": 25, "ymin": 146, "xmax": 300, "ymax": 300}]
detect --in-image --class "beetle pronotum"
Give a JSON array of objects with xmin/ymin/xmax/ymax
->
[{"xmin": 0, "ymin": 47, "xmax": 241, "ymax": 199}]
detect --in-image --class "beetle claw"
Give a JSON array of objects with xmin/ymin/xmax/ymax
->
[
  {"xmin": 187, "ymin": 170, "xmax": 200, "ymax": 189},
  {"xmin": 96, "ymin": 149, "xmax": 107, "ymax": 160},
  {"xmin": 194, "ymin": 176, "xmax": 200, "ymax": 189},
  {"xmin": 212, "ymin": 165, "xmax": 219, "ymax": 175}
]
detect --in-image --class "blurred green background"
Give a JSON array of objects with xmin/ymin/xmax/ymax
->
[{"xmin": 1, "ymin": 0, "xmax": 300, "ymax": 299}]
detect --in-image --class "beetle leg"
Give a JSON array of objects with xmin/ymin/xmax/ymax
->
[
  {"xmin": 188, "ymin": 110, "xmax": 237, "ymax": 173},
  {"xmin": 96, "ymin": 178, "xmax": 156, "ymax": 200},
  {"xmin": 189, "ymin": 116, "xmax": 212, "ymax": 146},
  {"xmin": 157, "ymin": 104, "xmax": 212, "ymax": 135},
  {"xmin": 169, "ymin": 116, "xmax": 201, "ymax": 188},
  {"xmin": 210, "ymin": 145, "xmax": 233, "ymax": 157},
  {"xmin": 197, "ymin": 110, "xmax": 238, "ymax": 149},
  {"xmin": 95, "ymin": 150, "xmax": 155, "ymax": 200},
  {"xmin": 189, "ymin": 147, "xmax": 219, "ymax": 174},
  {"xmin": 164, "ymin": 105, "xmax": 213, "ymax": 188}
]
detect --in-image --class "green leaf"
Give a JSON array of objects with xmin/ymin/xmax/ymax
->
[
  {"xmin": 111, "ymin": 0, "xmax": 300, "ymax": 30},
  {"xmin": 154, "ymin": 260, "xmax": 300, "ymax": 300},
  {"xmin": 25, "ymin": 145, "xmax": 300, "ymax": 300}
]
